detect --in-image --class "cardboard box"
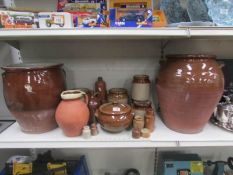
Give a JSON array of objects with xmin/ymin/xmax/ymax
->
[
  {"xmin": 110, "ymin": 8, "xmax": 152, "ymax": 27},
  {"xmin": 0, "ymin": 10, "xmax": 37, "ymax": 29},
  {"xmin": 38, "ymin": 12, "xmax": 73, "ymax": 29}
]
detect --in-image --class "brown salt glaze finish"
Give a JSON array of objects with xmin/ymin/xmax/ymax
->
[
  {"xmin": 2, "ymin": 63, "xmax": 66, "ymax": 134},
  {"xmin": 95, "ymin": 77, "xmax": 107, "ymax": 104},
  {"xmin": 132, "ymin": 128, "xmax": 141, "ymax": 139},
  {"xmin": 145, "ymin": 108, "xmax": 155, "ymax": 132},
  {"xmin": 132, "ymin": 75, "xmax": 151, "ymax": 101},
  {"xmin": 55, "ymin": 90, "xmax": 90, "ymax": 137},
  {"xmin": 96, "ymin": 102, "xmax": 134, "ymax": 133},
  {"xmin": 132, "ymin": 100, "xmax": 152, "ymax": 117},
  {"xmin": 133, "ymin": 115, "xmax": 144, "ymax": 130},
  {"xmin": 156, "ymin": 54, "xmax": 224, "ymax": 133},
  {"xmin": 108, "ymin": 88, "xmax": 128, "ymax": 104},
  {"xmin": 88, "ymin": 92, "xmax": 100, "ymax": 124}
]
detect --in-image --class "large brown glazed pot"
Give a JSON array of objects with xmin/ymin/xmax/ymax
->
[
  {"xmin": 156, "ymin": 54, "xmax": 224, "ymax": 133},
  {"xmin": 2, "ymin": 63, "xmax": 66, "ymax": 134}
]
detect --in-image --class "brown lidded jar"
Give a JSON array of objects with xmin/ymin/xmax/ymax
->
[
  {"xmin": 132, "ymin": 75, "xmax": 151, "ymax": 101},
  {"xmin": 145, "ymin": 108, "xmax": 155, "ymax": 132},
  {"xmin": 133, "ymin": 115, "xmax": 144, "ymax": 130},
  {"xmin": 132, "ymin": 100, "xmax": 152, "ymax": 117},
  {"xmin": 95, "ymin": 76, "xmax": 107, "ymax": 104},
  {"xmin": 108, "ymin": 88, "xmax": 128, "ymax": 104}
]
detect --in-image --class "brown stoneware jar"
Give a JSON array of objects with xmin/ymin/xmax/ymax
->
[
  {"xmin": 132, "ymin": 100, "xmax": 152, "ymax": 117},
  {"xmin": 145, "ymin": 108, "xmax": 155, "ymax": 132},
  {"xmin": 95, "ymin": 76, "xmax": 107, "ymax": 104},
  {"xmin": 108, "ymin": 88, "xmax": 128, "ymax": 104},
  {"xmin": 156, "ymin": 54, "xmax": 224, "ymax": 133},
  {"xmin": 133, "ymin": 115, "xmax": 145, "ymax": 130},
  {"xmin": 132, "ymin": 75, "xmax": 151, "ymax": 101},
  {"xmin": 2, "ymin": 63, "xmax": 66, "ymax": 134},
  {"xmin": 96, "ymin": 102, "xmax": 134, "ymax": 133},
  {"xmin": 88, "ymin": 92, "xmax": 100, "ymax": 124}
]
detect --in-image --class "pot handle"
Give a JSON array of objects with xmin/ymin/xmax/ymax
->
[{"xmin": 83, "ymin": 93, "xmax": 89, "ymax": 105}]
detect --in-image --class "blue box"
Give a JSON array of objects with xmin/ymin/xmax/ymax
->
[
  {"xmin": 164, "ymin": 161, "xmax": 204, "ymax": 175},
  {"xmin": 110, "ymin": 8, "xmax": 152, "ymax": 27}
]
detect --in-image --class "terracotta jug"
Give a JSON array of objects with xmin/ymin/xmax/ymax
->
[
  {"xmin": 2, "ymin": 63, "xmax": 66, "ymax": 134},
  {"xmin": 55, "ymin": 90, "xmax": 90, "ymax": 137},
  {"xmin": 156, "ymin": 54, "xmax": 224, "ymax": 134}
]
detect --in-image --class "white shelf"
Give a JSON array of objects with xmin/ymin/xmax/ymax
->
[
  {"xmin": 0, "ymin": 117, "xmax": 232, "ymax": 148},
  {"xmin": 1, "ymin": 27, "xmax": 233, "ymax": 40},
  {"xmin": 0, "ymin": 28, "xmax": 188, "ymax": 40}
]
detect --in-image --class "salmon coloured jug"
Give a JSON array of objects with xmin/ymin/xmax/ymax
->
[{"xmin": 55, "ymin": 90, "xmax": 90, "ymax": 137}]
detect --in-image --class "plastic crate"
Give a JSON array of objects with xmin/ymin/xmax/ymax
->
[{"xmin": 0, "ymin": 155, "xmax": 90, "ymax": 175}]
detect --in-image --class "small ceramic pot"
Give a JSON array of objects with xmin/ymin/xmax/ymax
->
[
  {"xmin": 133, "ymin": 115, "xmax": 144, "ymax": 130},
  {"xmin": 132, "ymin": 75, "xmax": 151, "ymax": 101},
  {"xmin": 132, "ymin": 100, "xmax": 152, "ymax": 117},
  {"xmin": 145, "ymin": 108, "xmax": 155, "ymax": 132},
  {"xmin": 96, "ymin": 102, "xmax": 134, "ymax": 133},
  {"xmin": 55, "ymin": 90, "xmax": 89, "ymax": 137},
  {"xmin": 108, "ymin": 88, "xmax": 128, "ymax": 104}
]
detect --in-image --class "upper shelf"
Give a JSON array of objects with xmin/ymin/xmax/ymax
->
[
  {"xmin": 0, "ymin": 116, "xmax": 232, "ymax": 149},
  {"xmin": 1, "ymin": 27, "xmax": 233, "ymax": 41}
]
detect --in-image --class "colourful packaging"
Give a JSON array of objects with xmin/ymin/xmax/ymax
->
[
  {"xmin": 38, "ymin": 12, "xmax": 73, "ymax": 28},
  {"xmin": 110, "ymin": 8, "xmax": 152, "ymax": 27},
  {"xmin": 0, "ymin": 11, "xmax": 37, "ymax": 29},
  {"xmin": 57, "ymin": 0, "xmax": 108, "ymax": 27}
]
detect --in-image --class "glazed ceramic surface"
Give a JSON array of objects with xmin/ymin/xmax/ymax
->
[
  {"xmin": 108, "ymin": 88, "xmax": 128, "ymax": 104},
  {"xmin": 96, "ymin": 102, "xmax": 133, "ymax": 133},
  {"xmin": 132, "ymin": 75, "xmax": 151, "ymax": 102},
  {"xmin": 55, "ymin": 90, "xmax": 90, "ymax": 137},
  {"xmin": 95, "ymin": 77, "xmax": 107, "ymax": 104},
  {"xmin": 156, "ymin": 54, "xmax": 224, "ymax": 133},
  {"xmin": 2, "ymin": 63, "xmax": 66, "ymax": 134}
]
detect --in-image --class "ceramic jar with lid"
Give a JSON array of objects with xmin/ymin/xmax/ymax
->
[
  {"xmin": 132, "ymin": 100, "xmax": 152, "ymax": 117},
  {"xmin": 95, "ymin": 76, "xmax": 107, "ymax": 104},
  {"xmin": 132, "ymin": 75, "xmax": 151, "ymax": 102},
  {"xmin": 96, "ymin": 102, "xmax": 134, "ymax": 133},
  {"xmin": 2, "ymin": 63, "xmax": 66, "ymax": 134},
  {"xmin": 108, "ymin": 88, "xmax": 128, "ymax": 104},
  {"xmin": 55, "ymin": 90, "xmax": 89, "ymax": 137},
  {"xmin": 157, "ymin": 54, "xmax": 224, "ymax": 133}
]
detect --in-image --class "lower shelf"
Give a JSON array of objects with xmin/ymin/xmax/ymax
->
[{"xmin": 0, "ymin": 117, "xmax": 232, "ymax": 148}]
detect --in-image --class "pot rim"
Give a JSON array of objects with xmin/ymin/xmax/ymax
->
[
  {"xmin": 99, "ymin": 102, "xmax": 131, "ymax": 115},
  {"xmin": 166, "ymin": 54, "xmax": 216, "ymax": 59},
  {"xmin": 1, "ymin": 63, "xmax": 63, "ymax": 72}
]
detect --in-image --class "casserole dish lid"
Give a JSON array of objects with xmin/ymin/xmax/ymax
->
[{"xmin": 99, "ymin": 102, "xmax": 131, "ymax": 115}]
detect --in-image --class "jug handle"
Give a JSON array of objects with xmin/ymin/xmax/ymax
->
[{"xmin": 83, "ymin": 93, "xmax": 89, "ymax": 105}]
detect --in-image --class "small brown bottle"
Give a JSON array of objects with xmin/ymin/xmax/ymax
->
[
  {"xmin": 95, "ymin": 77, "xmax": 107, "ymax": 104},
  {"xmin": 88, "ymin": 92, "xmax": 100, "ymax": 125},
  {"xmin": 145, "ymin": 108, "xmax": 155, "ymax": 132}
]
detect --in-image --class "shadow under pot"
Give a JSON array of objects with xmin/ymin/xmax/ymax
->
[
  {"xmin": 96, "ymin": 102, "xmax": 134, "ymax": 133},
  {"xmin": 1, "ymin": 63, "xmax": 66, "ymax": 134},
  {"xmin": 156, "ymin": 54, "xmax": 224, "ymax": 134}
]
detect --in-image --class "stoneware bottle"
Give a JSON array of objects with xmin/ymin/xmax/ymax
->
[
  {"xmin": 55, "ymin": 90, "xmax": 89, "ymax": 137},
  {"xmin": 95, "ymin": 76, "xmax": 107, "ymax": 104}
]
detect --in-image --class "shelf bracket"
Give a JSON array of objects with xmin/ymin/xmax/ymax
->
[
  {"xmin": 160, "ymin": 40, "xmax": 170, "ymax": 61},
  {"xmin": 5, "ymin": 41, "xmax": 23, "ymax": 63}
]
